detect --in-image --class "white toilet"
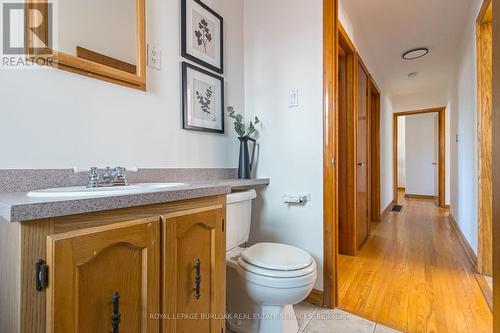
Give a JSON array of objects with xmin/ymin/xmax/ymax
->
[{"xmin": 226, "ymin": 190, "xmax": 317, "ymax": 333}]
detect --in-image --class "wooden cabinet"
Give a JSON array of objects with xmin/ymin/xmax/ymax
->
[
  {"xmin": 0, "ymin": 195, "xmax": 226, "ymax": 333},
  {"xmin": 46, "ymin": 217, "xmax": 160, "ymax": 333},
  {"xmin": 163, "ymin": 206, "xmax": 225, "ymax": 333}
]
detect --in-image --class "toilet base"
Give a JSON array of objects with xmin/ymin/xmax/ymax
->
[{"xmin": 227, "ymin": 304, "xmax": 299, "ymax": 333}]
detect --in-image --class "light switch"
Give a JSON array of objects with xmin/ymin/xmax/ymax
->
[
  {"xmin": 288, "ymin": 89, "xmax": 299, "ymax": 108},
  {"xmin": 147, "ymin": 44, "xmax": 161, "ymax": 70}
]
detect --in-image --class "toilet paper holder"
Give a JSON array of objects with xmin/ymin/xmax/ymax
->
[{"xmin": 282, "ymin": 194, "xmax": 311, "ymax": 204}]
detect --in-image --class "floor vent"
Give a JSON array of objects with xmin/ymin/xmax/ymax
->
[{"xmin": 391, "ymin": 205, "xmax": 403, "ymax": 212}]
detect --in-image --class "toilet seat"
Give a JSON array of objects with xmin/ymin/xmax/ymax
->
[
  {"xmin": 231, "ymin": 243, "xmax": 317, "ymax": 289},
  {"xmin": 241, "ymin": 243, "xmax": 313, "ymax": 271},
  {"xmin": 238, "ymin": 243, "xmax": 315, "ymax": 278}
]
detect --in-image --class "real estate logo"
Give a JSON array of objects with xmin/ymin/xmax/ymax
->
[{"xmin": 1, "ymin": 1, "xmax": 55, "ymax": 68}]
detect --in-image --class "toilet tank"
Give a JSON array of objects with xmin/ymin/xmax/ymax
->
[{"xmin": 226, "ymin": 190, "xmax": 257, "ymax": 251}]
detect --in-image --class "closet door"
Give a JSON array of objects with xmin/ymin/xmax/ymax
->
[{"xmin": 356, "ymin": 61, "xmax": 370, "ymax": 249}]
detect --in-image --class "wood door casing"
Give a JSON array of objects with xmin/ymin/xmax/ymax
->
[
  {"xmin": 477, "ymin": 0, "xmax": 493, "ymax": 276},
  {"xmin": 46, "ymin": 217, "xmax": 160, "ymax": 333},
  {"xmin": 163, "ymin": 205, "xmax": 225, "ymax": 333},
  {"xmin": 356, "ymin": 60, "xmax": 370, "ymax": 249},
  {"xmin": 338, "ymin": 22, "xmax": 357, "ymax": 256},
  {"xmin": 369, "ymin": 80, "xmax": 381, "ymax": 222}
]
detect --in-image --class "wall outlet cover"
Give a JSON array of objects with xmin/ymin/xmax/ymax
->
[{"xmin": 147, "ymin": 44, "xmax": 161, "ymax": 70}]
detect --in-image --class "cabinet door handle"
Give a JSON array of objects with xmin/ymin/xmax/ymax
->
[
  {"xmin": 111, "ymin": 292, "xmax": 121, "ymax": 333},
  {"xmin": 194, "ymin": 259, "xmax": 201, "ymax": 300}
]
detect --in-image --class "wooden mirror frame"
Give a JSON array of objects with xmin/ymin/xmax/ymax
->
[{"xmin": 24, "ymin": 0, "xmax": 146, "ymax": 90}]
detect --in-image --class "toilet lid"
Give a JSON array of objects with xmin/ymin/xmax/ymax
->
[{"xmin": 241, "ymin": 243, "xmax": 313, "ymax": 271}]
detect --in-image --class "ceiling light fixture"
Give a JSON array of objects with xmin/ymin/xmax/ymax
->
[
  {"xmin": 402, "ymin": 48, "xmax": 429, "ymax": 60},
  {"xmin": 408, "ymin": 72, "xmax": 418, "ymax": 78}
]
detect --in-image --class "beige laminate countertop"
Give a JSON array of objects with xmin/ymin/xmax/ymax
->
[{"xmin": 0, "ymin": 178, "xmax": 270, "ymax": 222}]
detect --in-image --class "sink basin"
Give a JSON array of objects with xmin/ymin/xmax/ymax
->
[{"xmin": 27, "ymin": 183, "xmax": 188, "ymax": 198}]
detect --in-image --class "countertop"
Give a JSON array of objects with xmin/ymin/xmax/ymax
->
[{"xmin": 0, "ymin": 178, "xmax": 270, "ymax": 222}]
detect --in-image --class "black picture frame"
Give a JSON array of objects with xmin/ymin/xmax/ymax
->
[
  {"xmin": 181, "ymin": 0, "xmax": 224, "ymax": 74},
  {"xmin": 182, "ymin": 62, "xmax": 225, "ymax": 134}
]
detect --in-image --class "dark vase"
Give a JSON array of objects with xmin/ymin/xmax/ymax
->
[{"xmin": 238, "ymin": 136, "xmax": 256, "ymax": 179}]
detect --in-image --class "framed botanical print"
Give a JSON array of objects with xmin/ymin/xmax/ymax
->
[
  {"xmin": 181, "ymin": 0, "xmax": 224, "ymax": 74},
  {"xmin": 182, "ymin": 62, "xmax": 225, "ymax": 133}
]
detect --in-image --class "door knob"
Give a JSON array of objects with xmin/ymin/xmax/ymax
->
[
  {"xmin": 358, "ymin": 162, "xmax": 365, "ymax": 167},
  {"xmin": 432, "ymin": 162, "xmax": 438, "ymax": 165}
]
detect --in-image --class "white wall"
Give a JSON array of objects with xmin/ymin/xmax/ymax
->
[
  {"xmin": 397, "ymin": 116, "xmax": 406, "ymax": 187},
  {"xmin": 339, "ymin": 0, "xmax": 395, "ymax": 212},
  {"xmin": 244, "ymin": 0, "xmax": 324, "ymax": 289},
  {"xmin": 391, "ymin": 91, "xmax": 451, "ymax": 205},
  {"xmin": 380, "ymin": 95, "xmax": 395, "ymax": 208},
  {"xmin": 0, "ymin": 0, "xmax": 244, "ymax": 169},
  {"xmin": 447, "ymin": 0, "xmax": 483, "ymax": 254},
  {"xmin": 405, "ymin": 113, "xmax": 438, "ymax": 196}
]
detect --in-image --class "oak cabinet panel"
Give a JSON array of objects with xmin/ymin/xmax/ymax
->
[
  {"xmin": 163, "ymin": 206, "xmax": 226, "ymax": 333},
  {"xmin": 0, "ymin": 195, "xmax": 226, "ymax": 333},
  {"xmin": 46, "ymin": 217, "xmax": 161, "ymax": 333}
]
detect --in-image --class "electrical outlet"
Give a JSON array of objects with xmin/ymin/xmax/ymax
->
[{"xmin": 147, "ymin": 44, "xmax": 161, "ymax": 70}]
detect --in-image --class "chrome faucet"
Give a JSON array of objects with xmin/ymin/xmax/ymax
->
[{"xmin": 87, "ymin": 167, "xmax": 128, "ymax": 188}]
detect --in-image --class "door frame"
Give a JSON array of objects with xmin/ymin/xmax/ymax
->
[
  {"xmin": 369, "ymin": 80, "xmax": 381, "ymax": 222},
  {"xmin": 337, "ymin": 22, "xmax": 358, "ymax": 256},
  {"xmin": 322, "ymin": 0, "xmax": 338, "ymax": 308},
  {"xmin": 491, "ymin": 0, "xmax": 500, "ymax": 329},
  {"xmin": 476, "ymin": 0, "xmax": 493, "ymax": 276},
  {"xmin": 392, "ymin": 107, "xmax": 446, "ymax": 207}
]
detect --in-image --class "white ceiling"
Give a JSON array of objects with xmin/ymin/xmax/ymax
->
[{"xmin": 341, "ymin": 0, "xmax": 476, "ymax": 97}]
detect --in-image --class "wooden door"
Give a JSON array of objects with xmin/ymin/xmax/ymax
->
[
  {"xmin": 46, "ymin": 217, "xmax": 160, "ymax": 333},
  {"xmin": 356, "ymin": 61, "xmax": 370, "ymax": 249},
  {"xmin": 163, "ymin": 205, "xmax": 225, "ymax": 333}
]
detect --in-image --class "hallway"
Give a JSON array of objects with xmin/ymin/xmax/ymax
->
[{"xmin": 338, "ymin": 194, "xmax": 493, "ymax": 332}]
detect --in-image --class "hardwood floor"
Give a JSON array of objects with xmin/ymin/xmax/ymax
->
[{"xmin": 338, "ymin": 194, "xmax": 493, "ymax": 333}]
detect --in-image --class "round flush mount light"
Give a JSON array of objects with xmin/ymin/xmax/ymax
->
[
  {"xmin": 402, "ymin": 48, "xmax": 429, "ymax": 60},
  {"xmin": 408, "ymin": 72, "xmax": 418, "ymax": 78}
]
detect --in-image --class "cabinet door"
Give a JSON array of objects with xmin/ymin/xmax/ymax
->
[
  {"xmin": 163, "ymin": 206, "xmax": 225, "ymax": 333},
  {"xmin": 46, "ymin": 217, "xmax": 160, "ymax": 333}
]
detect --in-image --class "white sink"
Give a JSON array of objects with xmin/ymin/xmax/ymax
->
[{"xmin": 27, "ymin": 183, "xmax": 187, "ymax": 198}]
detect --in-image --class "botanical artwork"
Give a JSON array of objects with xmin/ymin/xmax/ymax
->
[
  {"xmin": 192, "ymin": 10, "xmax": 215, "ymax": 58},
  {"xmin": 193, "ymin": 79, "xmax": 216, "ymax": 122},
  {"xmin": 182, "ymin": 62, "xmax": 224, "ymax": 133},
  {"xmin": 182, "ymin": 0, "xmax": 223, "ymax": 73}
]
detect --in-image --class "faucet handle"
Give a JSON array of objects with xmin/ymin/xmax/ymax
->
[
  {"xmin": 87, "ymin": 167, "xmax": 100, "ymax": 188},
  {"xmin": 114, "ymin": 167, "xmax": 127, "ymax": 181},
  {"xmin": 110, "ymin": 167, "xmax": 128, "ymax": 186}
]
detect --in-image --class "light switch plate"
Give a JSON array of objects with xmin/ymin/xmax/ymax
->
[
  {"xmin": 288, "ymin": 89, "xmax": 299, "ymax": 108},
  {"xmin": 147, "ymin": 44, "xmax": 161, "ymax": 70}
]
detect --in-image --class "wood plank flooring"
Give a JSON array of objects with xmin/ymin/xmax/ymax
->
[{"xmin": 338, "ymin": 194, "xmax": 493, "ymax": 333}]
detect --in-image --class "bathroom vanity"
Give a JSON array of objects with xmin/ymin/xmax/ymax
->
[{"xmin": 0, "ymin": 173, "xmax": 269, "ymax": 333}]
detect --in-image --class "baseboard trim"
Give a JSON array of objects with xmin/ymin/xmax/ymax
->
[
  {"xmin": 474, "ymin": 273, "xmax": 493, "ymax": 311},
  {"xmin": 404, "ymin": 193, "xmax": 437, "ymax": 200},
  {"xmin": 448, "ymin": 213, "xmax": 478, "ymax": 270},
  {"xmin": 381, "ymin": 200, "xmax": 394, "ymax": 218},
  {"xmin": 305, "ymin": 288, "xmax": 324, "ymax": 307}
]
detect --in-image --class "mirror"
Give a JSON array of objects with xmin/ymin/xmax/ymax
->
[{"xmin": 25, "ymin": 0, "xmax": 146, "ymax": 90}]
